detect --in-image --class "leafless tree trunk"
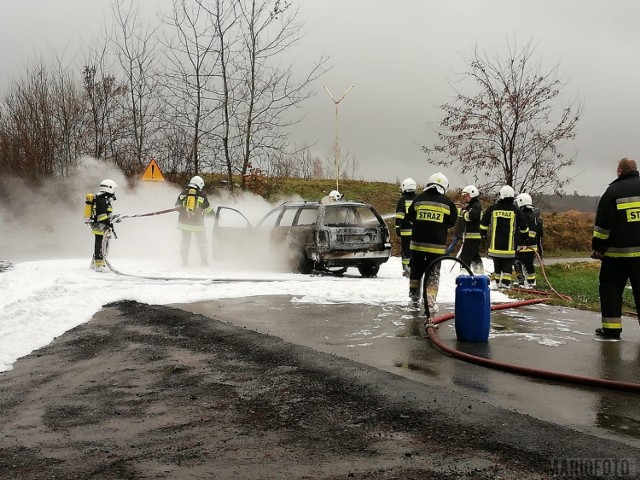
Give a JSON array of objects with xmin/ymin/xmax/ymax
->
[
  {"xmin": 80, "ymin": 40, "xmax": 130, "ymax": 167},
  {"xmin": 161, "ymin": 0, "xmax": 225, "ymax": 177},
  {"xmin": 423, "ymin": 39, "xmax": 582, "ymax": 195},
  {"xmin": 232, "ymin": 0, "xmax": 328, "ymax": 189},
  {"xmin": 111, "ymin": 0, "xmax": 163, "ymax": 174},
  {"xmin": 0, "ymin": 60, "xmax": 84, "ymax": 180}
]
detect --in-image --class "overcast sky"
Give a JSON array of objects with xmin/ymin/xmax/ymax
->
[{"xmin": 2, "ymin": 0, "xmax": 640, "ymax": 195}]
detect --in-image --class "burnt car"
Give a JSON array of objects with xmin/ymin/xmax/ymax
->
[{"xmin": 212, "ymin": 200, "xmax": 392, "ymax": 277}]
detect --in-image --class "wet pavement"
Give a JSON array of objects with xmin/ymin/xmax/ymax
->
[{"xmin": 178, "ymin": 295, "xmax": 640, "ymax": 449}]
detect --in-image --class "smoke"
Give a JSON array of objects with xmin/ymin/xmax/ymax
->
[{"xmin": 0, "ymin": 157, "xmax": 299, "ymax": 273}]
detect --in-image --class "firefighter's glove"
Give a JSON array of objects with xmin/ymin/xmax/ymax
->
[{"xmin": 590, "ymin": 250, "xmax": 604, "ymax": 260}]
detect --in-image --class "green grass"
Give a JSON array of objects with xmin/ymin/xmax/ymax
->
[{"xmin": 533, "ymin": 261, "xmax": 636, "ymax": 314}]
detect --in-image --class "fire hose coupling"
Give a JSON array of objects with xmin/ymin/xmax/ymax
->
[{"xmin": 423, "ymin": 320, "xmax": 438, "ymax": 330}]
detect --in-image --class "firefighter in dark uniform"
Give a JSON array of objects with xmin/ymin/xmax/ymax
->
[
  {"xmin": 395, "ymin": 178, "xmax": 417, "ymax": 277},
  {"xmin": 90, "ymin": 179, "xmax": 119, "ymax": 272},
  {"xmin": 514, "ymin": 193, "xmax": 543, "ymax": 288},
  {"xmin": 175, "ymin": 175, "xmax": 214, "ymax": 266},
  {"xmin": 480, "ymin": 185, "xmax": 529, "ymax": 290},
  {"xmin": 407, "ymin": 172, "xmax": 458, "ymax": 315},
  {"xmin": 592, "ymin": 157, "xmax": 640, "ymax": 339},
  {"xmin": 458, "ymin": 184, "xmax": 484, "ymax": 274}
]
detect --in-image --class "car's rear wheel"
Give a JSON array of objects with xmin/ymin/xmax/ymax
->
[
  {"xmin": 290, "ymin": 248, "xmax": 314, "ymax": 274},
  {"xmin": 357, "ymin": 264, "xmax": 380, "ymax": 278}
]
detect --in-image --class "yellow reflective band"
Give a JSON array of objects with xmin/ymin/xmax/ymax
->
[
  {"xmin": 617, "ymin": 200, "xmax": 640, "ymax": 210},
  {"xmin": 602, "ymin": 321, "xmax": 623, "ymax": 329},
  {"xmin": 415, "ymin": 203, "xmax": 450, "ymax": 214},
  {"xmin": 396, "ymin": 212, "xmax": 405, "ymax": 219},
  {"xmin": 593, "ymin": 231, "xmax": 609, "ymax": 240},
  {"xmin": 488, "ymin": 248, "xmax": 516, "ymax": 257},
  {"xmin": 604, "ymin": 251, "xmax": 640, "ymax": 258},
  {"xmin": 410, "ymin": 245, "xmax": 446, "ymax": 254}
]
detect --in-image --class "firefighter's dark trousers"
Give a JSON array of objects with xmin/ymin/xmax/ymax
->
[
  {"xmin": 490, "ymin": 256, "xmax": 515, "ymax": 287},
  {"xmin": 94, "ymin": 234, "xmax": 105, "ymax": 264},
  {"xmin": 180, "ymin": 229, "xmax": 208, "ymax": 265},
  {"xmin": 400, "ymin": 235, "xmax": 411, "ymax": 268},
  {"xmin": 409, "ymin": 252, "xmax": 442, "ymax": 302},
  {"xmin": 459, "ymin": 238, "xmax": 483, "ymax": 273},
  {"xmin": 599, "ymin": 257, "xmax": 640, "ymax": 333}
]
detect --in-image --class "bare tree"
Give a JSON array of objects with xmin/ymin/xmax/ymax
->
[
  {"xmin": 0, "ymin": 60, "xmax": 85, "ymax": 179},
  {"xmin": 226, "ymin": 0, "xmax": 329, "ymax": 190},
  {"xmin": 110, "ymin": 0, "xmax": 163, "ymax": 173},
  {"xmin": 161, "ymin": 0, "xmax": 225, "ymax": 177},
  {"xmin": 80, "ymin": 40, "xmax": 129, "ymax": 165},
  {"xmin": 189, "ymin": 0, "xmax": 328, "ymax": 191},
  {"xmin": 423, "ymin": 39, "xmax": 582, "ymax": 195},
  {"xmin": 50, "ymin": 59, "xmax": 88, "ymax": 177}
]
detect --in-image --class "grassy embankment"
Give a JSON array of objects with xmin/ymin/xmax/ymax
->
[{"xmin": 531, "ymin": 260, "xmax": 636, "ymax": 314}]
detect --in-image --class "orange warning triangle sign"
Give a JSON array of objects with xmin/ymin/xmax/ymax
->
[{"xmin": 141, "ymin": 159, "xmax": 165, "ymax": 182}]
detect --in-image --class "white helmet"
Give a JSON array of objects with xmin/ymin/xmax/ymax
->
[
  {"xmin": 499, "ymin": 185, "xmax": 515, "ymax": 200},
  {"xmin": 401, "ymin": 178, "xmax": 417, "ymax": 193},
  {"xmin": 329, "ymin": 190, "xmax": 342, "ymax": 201},
  {"xmin": 99, "ymin": 179, "xmax": 118, "ymax": 195},
  {"xmin": 189, "ymin": 175, "xmax": 205, "ymax": 190},
  {"xmin": 461, "ymin": 185, "xmax": 479, "ymax": 198},
  {"xmin": 426, "ymin": 172, "xmax": 449, "ymax": 194},
  {"xmin": 516, "ymin": 193, "xmax": 533, "ymax": 208}
]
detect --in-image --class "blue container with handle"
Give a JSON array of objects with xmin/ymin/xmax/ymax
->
[{"xmin": 455, "ymin": 275, "xmax": 491, "ymax": 342}]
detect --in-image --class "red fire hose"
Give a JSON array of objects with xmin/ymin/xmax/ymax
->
[{"xmin": 425, "ymin": 299, "xmax": 640, "ymax": 393}]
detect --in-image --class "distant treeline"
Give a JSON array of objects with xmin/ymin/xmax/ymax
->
[{"xmin": 535, "ymin": 194, "xmax": 599, "ymax": 214}]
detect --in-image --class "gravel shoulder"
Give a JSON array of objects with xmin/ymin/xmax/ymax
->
[{"xmin": 0, "ymin": 299, "xmax": 637, "ymax": 479}]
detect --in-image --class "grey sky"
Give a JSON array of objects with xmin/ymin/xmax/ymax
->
[{"xmin": 3, "ymin": 0, "xmax": 639, "ymax": 195}]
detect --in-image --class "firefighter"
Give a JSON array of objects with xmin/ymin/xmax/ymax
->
[
  {"xmin": 175, "ymin": 175, "xmax": 214, "ymax": 266},
  {"xmin": 407, "ymin": 172, "xmax": 458, "ymax": 315},
  {"xmin": 458, "ymin": 184, "xmax": 484, "ymax": 274},
  {"xmin": 90, "ymin": 179, "xmax": 119, "ymax": 272},
  {"xmin": 480, "ymin": 185, "xmax": 529, "ymax": 290},
  {"xmin": 395, "ymin": 178, "xmax": 417, "ymax": 277},
  {"xmin": 514, "ymin": 193, "xmax": 543, "ymax": 288},
  {"xmin": 592, "ymin": 157, "xmax": 640, "ymax": 339}
]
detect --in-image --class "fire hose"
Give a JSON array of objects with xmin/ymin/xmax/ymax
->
[{"xmin": 424, "ymin": 257, "xmax": 640, "ymax": 393}]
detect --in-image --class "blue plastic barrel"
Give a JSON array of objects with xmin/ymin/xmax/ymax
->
[{"xmin": 454, "ymin": 275, "xmax": 491, "ymax": 342}]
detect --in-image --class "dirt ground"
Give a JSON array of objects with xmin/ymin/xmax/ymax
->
[{"xmin": 0, "ymin": 300, "xmax": 637, "ymax": 479}]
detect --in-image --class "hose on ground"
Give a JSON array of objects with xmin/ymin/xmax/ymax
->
[{"xmin": 424, "ymin": 299, "xmax": 640, "ymax": 393}]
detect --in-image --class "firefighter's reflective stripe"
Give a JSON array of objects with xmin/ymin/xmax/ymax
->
[
  {"xmin": 616, "ymin": 196, "xmax": 640, "ymax": 210},
  {"xmin": 177, "ymin": 223, "xmax": 206, "ymax": 232},
  {"xmin": 464, "ymin": 232, "xmax": 481, "ymax": 240},
  {"xmin": 399, "ymin": 228, "xmax": 412, "ymax": 236},
  {"xmin": 410, "ymin": 240, "xmax": 446, "ymax": 254},
  {"xmin": 593, "ymin": 225, "xmax": 610, "ymax": 240},
  {"xmin": 602, "ymin": 319, "xmax": 623, "ymax": 329},
  {"xmin": 604, "ymin": 246, "xmax": 640, "ymax": 257}
]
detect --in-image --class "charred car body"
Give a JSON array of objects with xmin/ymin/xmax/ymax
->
[{"xmin": 212, "ymin": 200, "xmax": 392, "ymax": 277}]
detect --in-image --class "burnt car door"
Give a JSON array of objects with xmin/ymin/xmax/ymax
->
[{"xmin": 211, "ymin": 206, "xmax": 253, "ymax": 259}]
